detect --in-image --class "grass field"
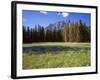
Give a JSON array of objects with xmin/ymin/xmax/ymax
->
[{"xmin": 23, "ymin": 42, "xmax": 91, "ymax": 69}]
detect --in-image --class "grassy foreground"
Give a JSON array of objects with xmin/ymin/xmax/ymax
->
[{"xmin": 23, "ymin": 42, "xmax": 91, "ymax": 69}]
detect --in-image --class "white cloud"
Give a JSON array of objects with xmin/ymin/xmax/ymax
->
[
  {"xmin": 62, "ymin": 12, "xmax": 69, "ymax": 17},
  {"xmin": 58, "ymin": 12, "xmax": 69, "ymax": 18},
  {"xmin": 40, "ymin": 11, "xmax": 48, "ymax": 14}
]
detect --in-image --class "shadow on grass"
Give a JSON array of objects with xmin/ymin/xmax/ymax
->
[{"xmin": 23, "ymin": 46, "xmax": 90, "ymax": 54}]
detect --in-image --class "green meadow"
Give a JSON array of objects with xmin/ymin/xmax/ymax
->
[{"xmin": 23, "ymin": 42, "xmax": 91, "ymax": 69}]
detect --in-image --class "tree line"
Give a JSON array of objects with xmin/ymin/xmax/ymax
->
[{"xmin": 23, "ymin": 20, "xmax": 90, "ymax": 43}]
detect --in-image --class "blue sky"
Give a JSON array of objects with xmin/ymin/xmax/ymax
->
[{"xmin": 22, "ymin": 10, "xmax": 91, "ymax": 28}]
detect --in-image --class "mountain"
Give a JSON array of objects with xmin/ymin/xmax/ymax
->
[{"xmin": 45, "ymin": 20, "xmax": 69, "ymax": 30}]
